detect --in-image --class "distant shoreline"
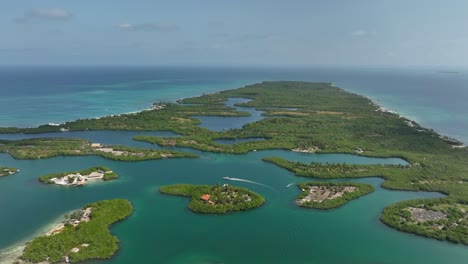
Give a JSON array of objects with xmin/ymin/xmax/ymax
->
[{"xmin": 0, "ymin": 80, "xmax": 465, "ymax": 145}]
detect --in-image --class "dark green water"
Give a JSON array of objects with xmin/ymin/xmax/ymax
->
[{"xmin": 0, "ymin": 141, "xmax": 467, "ymax": 264}]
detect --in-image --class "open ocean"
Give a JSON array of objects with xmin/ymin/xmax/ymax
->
[{"xmin": 1, "ymin": 66, "xmax": 467, "ymax": 264}]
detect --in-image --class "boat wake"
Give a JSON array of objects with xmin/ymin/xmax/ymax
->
[
  {"xmin": 286, "ymin": 183, "xmax": 295, "ymax": 188},
  {"xmin": 223, "ymin": 177, "xmax": 273, "ymax": 189}
]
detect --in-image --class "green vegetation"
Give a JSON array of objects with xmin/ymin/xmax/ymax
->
[
  {"xmin": 39, "ymin": 166, "xmax": 118, "ymax": 184},
  {"xmin": 20, "ymin": 199, "xmax": 133, "ymax": 263},
  {"xmin": 0, "ymin": 166, "xmax": 17, "ymax": 177},
  {"xmin": 160, "ymin": 184, "xmax": 265, "ymax": 214},
  {"xmin": 262, "ymin": 158, "xmax": 414, "ymax": 187},
  {"xmin": 0, "ymin": 138, "xmax": 197, "ymax": 161},
  {"xmin": 1, "ymin": 81, "xmax": 467, "ymax": 243},
  {"xmin": 381, "ymin": 199, "xmax": 468, "ymax": 245},
  {"xmin": 0, "ymin": 102, "xmax": 249, "ymax": 135},
  {"xmin": 133, "ymin": 135, "xmax": 272, "ymax": 154},
  {"xmin": 296, "ymin": 182, "xmax": 375, "ymax": 209}
]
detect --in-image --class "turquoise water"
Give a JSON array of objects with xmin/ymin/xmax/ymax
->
[
  {"xmin": 0, "ymin": 67, "xmax": 256, "ymax": 128},
  {"xmin": 0, "ymin": 131, "xmax": 176, "ymax": 150},
  {"xmin": 194, "ymin": 98, "xmax": 264, "ymax": 131},
  {"xmin": 1, "ymin": 66, "xmax": 467, "ymax": 142},
  {"xmin": 1, "ymin": 150, "xmax": 466, "ymax": 264},
  {"xmin": 1, "ymin": 66, "xmax": 468, "ymax": 263}
]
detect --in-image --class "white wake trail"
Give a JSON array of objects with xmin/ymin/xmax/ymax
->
[{"xmin": 223, "ymin": 177, "xmax": 274, "ymax": 189}]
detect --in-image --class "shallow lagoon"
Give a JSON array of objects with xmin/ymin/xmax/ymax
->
[
  {"xmin": 193, "ymin": 98, "xmax": 264, "ymax": 131},
  {"xmin": 1, "ymin": 146, "xmax": 467, "ymax": 264}
]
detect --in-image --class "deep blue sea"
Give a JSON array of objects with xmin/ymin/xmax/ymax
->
[{"xmin": 0, "ymin": 66, "xmax": 467, "ymax": 142}]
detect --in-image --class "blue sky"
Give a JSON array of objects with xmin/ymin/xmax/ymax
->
[{"xmin": 1, "ymin": 0, "xmax": 468, "ymax": 66}]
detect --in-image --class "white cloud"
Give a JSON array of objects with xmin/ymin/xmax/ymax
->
[
  {"xmin": 351, "ymin": 29, "xmax": 368, "ymax": 37},
  {"xmin": 117, "ymin": 23, "xmax": 179, "ymax": 32},
  {"xmin": 15, "ymin": 8, "xmax": 73, "ymax": 23}
]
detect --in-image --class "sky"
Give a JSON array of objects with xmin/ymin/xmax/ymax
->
[{"xmin": 1, "ymin": 0, "xmax": 468, "ymax": 67}]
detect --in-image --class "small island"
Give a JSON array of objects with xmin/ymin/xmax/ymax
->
[
  {"xmin": 381, "ymin": 199, "xmax": 468, "ymax": 245},
  {"xmin": 39, "ymin": 166, "xmax": 118, "ymax": 186},
  {"xmin": 19, "ymin": 199, "xmax": 133, "ymax": 263},
  {"xmin": 0, "ymin": 166, "xmax": 18, "ymax": 177},
  {"xmin": 160, "ymin": 184, "xmax": 265, "ymax": 214},
  {"xmin": 296, "ymin": 182, "xmax": 375, "ymax": 209}
]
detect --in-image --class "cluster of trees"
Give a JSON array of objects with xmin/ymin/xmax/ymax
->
[
  {"xmin": 381, "ymin": 198, "xmax": 468, "ymax": 245},
  {"xmin": 0, "ymin": 138, "xmax": 97, "ymax": 160},
  {"xmin": 262, "ymin": 157, "xmax": 411, "ymax": 179},
  {"xmin": 21, "ymin": 199, "xmax": 133, "ymax": 263},
  {"xmin": 296, "ymin": 182, "xmax": 375, "ymax": 209},
  {"xmin": 94, "ymin": 145, "xmax": 198, "ymax": 161},
  {"xmin": 0, "ymin": 138, "xmax": 197, "ymax": 161},
  {"xmin": 160, "ymin": 184, "xmax": 265, "ymax": 214},
  {"xmin": 134, "ymin": 135, "xmax": 282, "ymax": 155}
]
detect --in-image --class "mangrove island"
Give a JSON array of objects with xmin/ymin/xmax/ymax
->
[
  {"xmin": 381, "ymin": 198, "xmax": 468, "ymax": 245},
  {"xmin": 160, "ymin": 184, "xmax": 265, "ymax": 214},
  {"xmin": 19, "ymin": 199, "xmax": 133, "ymax": 263}
]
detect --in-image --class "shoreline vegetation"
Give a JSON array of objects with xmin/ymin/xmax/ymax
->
[
  {"xmin": 39, "ymin": 166, "xmax": 118, "ymax": 186},
  {"xmin": 0, "ymin": 138, "xmax": 197, "ymax": 161},
  {"xmin": 0, "ymin": 81, "xmax": 466, "ymax": 244},
  {"xmin": 160, "ymin": 184, "xmax": 265, "ymax": 214},
  {"xmin": 296, "ymin": 182, "xmax": 375, "ymax": 209},
  {"xmin": 381, "ymin": 199, "xmax": 468, "ymax": 245},
  {"xmin": 0, "ymin": 167, "xmax": 18, "ymax": 177},
  {"xmin": 18, "ymin": 199, "xmax": 133, "ymax": 263}
]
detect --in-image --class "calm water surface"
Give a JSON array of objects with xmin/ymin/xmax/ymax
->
[
  {"xmin": 1, "ymin": 149, "xmax": 466, "ymax": 264},
  {"xmin": 0, "ymin": 66, "xmax": 467, "ymax": 263}
]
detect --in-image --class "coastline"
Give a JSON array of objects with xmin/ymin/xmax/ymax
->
[
  {"xmin": 346, "ymin": 88, "xmax": 467, "ymax": 144},
  {"xmin": 0, "ymin": 78, "xmax": 257, "ymax": 129},
  {"xmin": 372, "ymin": 98, "xmax": 466, "ymax": 145},
  {"xmin": 0, "ymin": 212, "xmax": 71, "ymax": 263}
]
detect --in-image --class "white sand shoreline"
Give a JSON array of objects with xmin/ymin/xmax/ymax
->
[{"xmin": 0, "ymin": 211, "xmax": 74, "ymax": 264}]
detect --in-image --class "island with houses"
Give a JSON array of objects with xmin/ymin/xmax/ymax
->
[
  {"xmin": 17, "ymin": 199, "xmax": 133, "ymax": 264},
  {"xmin": 0, "ymin": 167, "xmax": 18, "ymax": 177},
  {"xmin": 296, "ymin": 182, "xmax": 375, "ymax": 209},
  {"xmin": 160, "ymin": 183, "xmax": 265, "ymax": 214},
  {"xmin": 39, "ymin": 166, "xmax": 118, "ymax": 186}
]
